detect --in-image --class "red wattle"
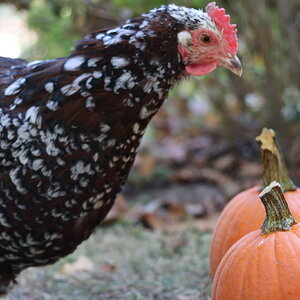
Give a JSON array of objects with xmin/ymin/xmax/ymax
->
[{"xmin": 185, "ymin": 63, "xmax": 217, "ymax": 76}]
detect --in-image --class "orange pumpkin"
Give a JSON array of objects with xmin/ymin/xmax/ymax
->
[
  {"xmin": 210, "ymin": 186, "xmax": 300, "ymax": 278},
  {"xmin": 212, "ymin": 182, "xmax": 300, "ymax": 300},
  {"xmin": 210, "ymin": 128, "xmax": 300, "ymax": 279}
]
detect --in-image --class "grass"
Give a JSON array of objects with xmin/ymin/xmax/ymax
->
[{"xmin": 5, "ymin": 222, "xmax": 212, "ymax": 300}]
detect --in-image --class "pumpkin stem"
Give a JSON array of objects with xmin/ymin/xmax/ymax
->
[
  {"xmin": 260, "ymin": 181, "xmax": 297, "ymax": 234},
  {"xmin": 256, "ymin": 128, "xmax": 297, "ymax": 192}
]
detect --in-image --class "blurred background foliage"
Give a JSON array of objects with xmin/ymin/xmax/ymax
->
[{"xmin": 0, "ymin": 0, "xmax": 299, "ymax": 190}]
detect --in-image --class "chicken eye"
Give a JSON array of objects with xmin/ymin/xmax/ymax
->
[{"xmin": 201, "ymin": 34, "xmax": 211, "ymax": 44}]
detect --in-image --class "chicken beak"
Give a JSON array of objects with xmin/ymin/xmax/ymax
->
[{"xmin": 220, "ymin": 55, "xmax": 243, "ymax": 77}]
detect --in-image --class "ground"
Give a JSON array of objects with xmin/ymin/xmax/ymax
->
[
  {"xmin": 3, "ymin": 184, "xmax": 216, "ymax": 300},
  {"xmin": 5, "ymin": 225, "xmax": 212, "ymax": 300}
]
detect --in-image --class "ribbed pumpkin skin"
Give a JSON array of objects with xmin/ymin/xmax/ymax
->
[
  {"xmin": 212, "ymin": 223, "xmax": 300, "ymax": 300},
  {"xmin": 210, "ymin": 186, "xmax": 300, "ymax": 279}
]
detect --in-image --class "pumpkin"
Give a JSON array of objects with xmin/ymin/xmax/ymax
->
[
  {"xmin": 210, "ymin": 128, "xmax": 300, "ymax": 279},
  {"xmin": 212, "ymin": 181, "xmax": 300, "ymax": 300}
]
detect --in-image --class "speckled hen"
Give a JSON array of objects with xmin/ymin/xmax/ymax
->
[{"xmin": 0, "ymin": 2, "xmax": 241, "ymax": 293}]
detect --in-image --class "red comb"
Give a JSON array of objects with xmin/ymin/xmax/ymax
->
[{"xmin": 205, "ymin": 2, "xmax": 238, "ymax": 55}]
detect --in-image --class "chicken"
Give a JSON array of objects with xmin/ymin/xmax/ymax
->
[{"xmin": 0, "ymin": 2, "xmax": 241, "ymax": 293}]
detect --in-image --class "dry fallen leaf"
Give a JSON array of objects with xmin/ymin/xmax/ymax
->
[
  {"xmin": 238, "ymin": 161, "xmax": 261, "ymax": 177},
  {"xmin": 172, "ymin": 168, "xmax": 196, "ymax": 183},
  {"xmin": 97, "ymin": 263, "xmax": 117, "ymax": 274},
  {"xmin": 172, "ymin": 168, "xmax": 232, "ymax": 185},
  {"xmin": 103, "ymin": 194, "xmax": 129, "ymax": 223},
  {"xmin": 139, "ymin": 154, "xmax": 158, "ymax": 177},
  {"xmin": 184, "ymin": 202, "xmax": 206, "ymax": 218},
  {"xmin": 213, "ymin": 154, "xmax": 238, "ymax": 172},
  {"xmin": 140, "ymin": 212, "xmax": 169, "ymax": 230},
  {"xmin": 61, "ymin": 256, "xmax": 94, "ymax": 275},
  {"xmin": 140, "ymin": 211, "xmax": 219, "ymax": 233},
  {"xmin": 162, "ymin": 199, "xmax": 188, "ymax": 218}
]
